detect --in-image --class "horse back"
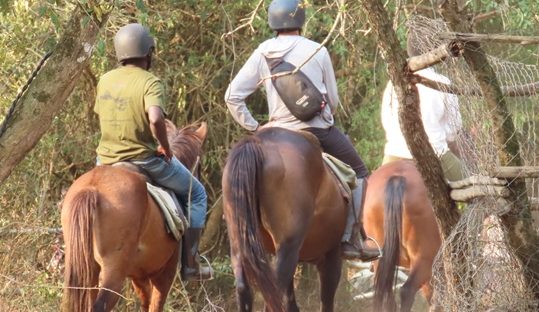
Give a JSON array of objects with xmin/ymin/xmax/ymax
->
[
  {"xmin": 62, "ymin": 166, "xmax": 177, "ymax": 277},
  {"xmin": 256, "ymin": 128, "xmax": 348, "ymax": 261},
  {"xmin": 363, "ymin": 160, "xmax": 441, "ymax": 266}
]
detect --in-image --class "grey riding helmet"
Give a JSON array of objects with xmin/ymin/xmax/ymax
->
[
  {"xmin": 113, "ymin": 23, "xmax": 155, "ymax": 62},
  {"xmin": 268, "ymin": 0, "xmax": 305, "ymax": 31}
]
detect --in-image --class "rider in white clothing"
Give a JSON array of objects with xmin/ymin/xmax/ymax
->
[
  {"xmin": 225, "ymin": 0, "xmax": 380, "ymax": 261},
  {"xmin": 225, "ymin": 35, "xmax": 338, "ymax": 131},
  {"xmin": 381, "ymin": 29, "xmax": 466, "ymax": 182},
  {"xmin": 381, "ymin": 67, "xmax": 461, "ymax": 159}
]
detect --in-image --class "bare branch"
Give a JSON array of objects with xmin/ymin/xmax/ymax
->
[
  {"xmin": 448, "ymin": 175, "xmax": 507, "ymax": 189},
  {"xmin": 407, "ymin": 40, "xmax": 463, "ymax": 72},
  {"xmin": 450, "ymin": 185, "xmax": 510, "ymax": 202},
  {"xmin": 414, "ymin": 75, "xmax": 539, "ymax": 97},
  {"xmin": 472, "ymin": 10, "xmax": 499, "ymax": 25},
  {"xmin": 490, "ymin": 166, "xmax": 539, "ymax": 178},
  {"xmin": 221, "ymin": 0, "xmax": 264, "ymax": 39},
  {"xmin": 439, "ymin": 32, "xmax": 539, "ymax": 45}
]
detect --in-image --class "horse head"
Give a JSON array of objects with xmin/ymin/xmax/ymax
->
[{"xmin": 165, "ymin": 120, "xmax": 207, "ymax": 173}]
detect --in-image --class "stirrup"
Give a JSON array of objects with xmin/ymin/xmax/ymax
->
[
  {"xmin": 365, "ymin": 235, "xmax": 383, "ymax": 259},
  {"xmin": 181, "ymin": 255, "xmax": 214, "ymax": 281}
]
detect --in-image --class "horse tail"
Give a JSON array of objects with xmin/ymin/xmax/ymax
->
[
  {"xmin": 374, "ymin": 175, "xmax": 406, "ymax": 312},
  {"xmin": 62, "ymin": 188, "xmax": 99, "ymax": 312},
  {"xmin": 224, "ymin": 136, "xmax": 283, "ymax": 311}
]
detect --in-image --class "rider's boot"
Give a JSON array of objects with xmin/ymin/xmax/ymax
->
[
  {"xmin": 180, "ymin": 228, "xmax": 214, "ymax": 281},
  {"xmin": 341, "ymin": 177, "xmax": 381, "ymax": 261}
]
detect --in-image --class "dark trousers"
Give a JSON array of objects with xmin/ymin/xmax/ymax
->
[{"xmin": 304, "ymin": 126, "xmax": 369, "ymax": 178}]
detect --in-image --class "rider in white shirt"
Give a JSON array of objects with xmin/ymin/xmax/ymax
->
[{"xmin": 381, "ymin": 31, "xmax": 465, "ymax": 182}]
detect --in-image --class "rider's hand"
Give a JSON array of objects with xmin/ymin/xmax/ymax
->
[{"xmin": 157, "ymin": 146, "xmax": 173, "ymax": 162}]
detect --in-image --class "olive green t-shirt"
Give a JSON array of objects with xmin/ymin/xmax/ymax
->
[{"xmin": 94, "ymin": 66, "xmax": 166, "ymax": 165}]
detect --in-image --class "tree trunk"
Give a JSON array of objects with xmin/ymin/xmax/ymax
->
[
  {"xmin": 0, "ymin": 5, "xmax": 111, "ymax": 185},
  {"xmin": 440, "ymin": 0, "xmax": 539, "ymax": 301}
]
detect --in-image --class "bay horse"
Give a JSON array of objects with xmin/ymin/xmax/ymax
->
[
  {"xmin": 61, "ymin": 120, "xmax": 207, "ymax": 312},
  {"xmin": 363, "ymin": 159, "xmax": 442, "ymax": 312},
  {"xmin": 222, "ymin": 127, "xmax": 351, "ymax": 312}
]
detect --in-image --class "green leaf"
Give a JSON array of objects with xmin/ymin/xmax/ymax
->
[{"xmin": 136, "ymin": 0, "xmax": 145, "ymax": 11}]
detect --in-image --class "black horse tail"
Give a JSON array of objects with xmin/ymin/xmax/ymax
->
[
  {"xmin": 374, "ymin": 175, "xmax": 406, "ymax": 312},
  {"xmin": 223, "ymin": 135, "xmax": 283, "ymax": 311}
]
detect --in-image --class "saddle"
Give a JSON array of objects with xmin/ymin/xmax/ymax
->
[
  {"xmin": 321, "ymin": 153, "xmax": 356, "ymax": 202},
  {"xmin": 111, "ymin": 162, "xmax": 189, "ymax": 240}
]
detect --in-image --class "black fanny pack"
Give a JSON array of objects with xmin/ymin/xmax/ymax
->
[{"xmin": 265, "ymin": 56, "xmax": 327, "ymax": 121}]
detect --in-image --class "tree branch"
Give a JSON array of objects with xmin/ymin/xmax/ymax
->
[
  {"xmin": 439, "ymin": 32, "xmax": 539, "ymax": 45},
  {"xmin": 407, "ymin": 40, "xmax": 463, "ymax": 72},
  {"xmin": 414, "ymin": 75, "xmax": 539, "ymax": 97},
  {"xmin": 472, "ymin": 10, "xmax": 499, "ymax": 25},
  {"xmin": 490, "ymin": 166, "xmax": 539, "ymax": 178},
  {"xmin": 220, "ymin": 0, "xmax": 264, "ymax": 39}
]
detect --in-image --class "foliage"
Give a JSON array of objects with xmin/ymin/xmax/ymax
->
[{"xmin": 0, "ymin": 0, "xmax": 538, "ymax": 310}]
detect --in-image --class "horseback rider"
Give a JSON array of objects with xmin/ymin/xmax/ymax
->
[
  {"xmin": 224, "ymin": 0, "xmax": 380, "ymax": 261},
  {"xmin": 94, "ymin": 23, "xmax": 213, "ymax": 280},
  {"xmin": 381, "ymin": 29, "xmax": 466, "ymax": 182}
]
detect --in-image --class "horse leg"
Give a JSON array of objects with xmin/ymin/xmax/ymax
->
[
  {"xmin": 421, "ymin": 281, "xmax": 444, "ymax": 312},
  {"xmin": 93, "ymin": 268, "xmax": 127, "ymax": 312},
  {"xmin": 400, "ymin": 260, "xmax": 432, "ymax": 312},
  {"xmin": 275, "ymin": 240, "xmax": 301, "ymax": 312},
  {"xmin": 148, "ymin": 251, "xmax": 179, "ymax": 312},
  {"xmin": 264, "ymin": 279, "xmax": 297, "ymax": 312},
  {"xmin": 132, "ymin": 278, "xmax": 152, "ymax": 311},
  {"xmin": 316, "ymin": 247, "xmax": 342, "ymax": 312},
  {"xmin": 420, "ymin": 282, "xmax": 433, "ymax": 305}
]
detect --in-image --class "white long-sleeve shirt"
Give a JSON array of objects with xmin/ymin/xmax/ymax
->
[
  {"xmin": 381, "ymin": 68, "xmax": 462, "ymax": 159},
  {"xmin": 224, "ymin": 35, "xmax": 340, "ymax": 131}
]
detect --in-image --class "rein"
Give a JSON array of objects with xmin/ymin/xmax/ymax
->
[{"xmin": 0, "ymin": 51, "xmax": 53, "ymax": 137}]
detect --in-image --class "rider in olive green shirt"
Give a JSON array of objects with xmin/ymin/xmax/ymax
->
[
  {"xmin": 94, "ymin": 23, "xmax": 212, "ymax": 281},
  {"xmin": 95, "ymin": 66, "xmax": 165, "ymax": 164}
]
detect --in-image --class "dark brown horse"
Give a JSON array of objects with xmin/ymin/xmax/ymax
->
[
  {"xmin": 61, "ymin": 121, "xmax": 207, "ymax": 312},
  {"xmin": 363, "ymin": 159, "xmax": 441, "ymax": 312},
  {"xmin": 222, "ymin": 127, "xmax": 351, "ymax": 312}
]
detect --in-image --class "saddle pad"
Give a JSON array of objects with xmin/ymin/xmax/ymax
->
[
  {"xmin": 322, "ymin": 153, "xmax": 357, "ymax": 194},
  {"xmin": 146, "ymin": 183, "xmax": 189, "ymax": 241}
]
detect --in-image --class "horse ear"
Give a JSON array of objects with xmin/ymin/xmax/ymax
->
[
  {"xmin": 195, "ymin": 122, "xmax": 208, "ymax": 141},
  {"xmin": 165, "ymin": 119, "xmax": 177, "ymax": 134}
]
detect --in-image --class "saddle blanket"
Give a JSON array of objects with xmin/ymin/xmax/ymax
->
[
  {"xmin": 322, "ymin": 153, "xmax": 357, "ymax": 195},
  {"xmin": 146, "ymin": 183, "xmax": 189, "ymax": 241}
]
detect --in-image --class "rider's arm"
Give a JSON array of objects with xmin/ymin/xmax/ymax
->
[
  {"xmin": 148, "ymin": 106, "xmax": 172, "ymax": 160},
  {"xmin": 320, "ymin": 47, "xmax": 340, "ymax": 114},
  {"xmin": 145, "ymin": 78, "xmax": 172, "ymax": 160},
  {"xmin": 224, "ymin": 51, "xmax": 261, "ymax": 131}
]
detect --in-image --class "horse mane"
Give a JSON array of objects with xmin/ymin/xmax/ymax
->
[{"xmin": 165, "ymin": 120, "xmax": 204, "ymax": 173}]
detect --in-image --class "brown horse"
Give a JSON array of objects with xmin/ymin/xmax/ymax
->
[
  {"xmin": 363, "ymin": 159, "xmax": 442, "ymax": 312},
  {"xmin": 60, "ymin": 121, "xmax": 207, "ymax": 312},
  {"xmin": 222, "ymin": 127, "xmax": 351, "ymax": 312}
]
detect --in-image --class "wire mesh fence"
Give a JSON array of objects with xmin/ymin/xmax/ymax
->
[{"xmin": 408, "ymin": 15, "xmax": 539, "ymax": 311}]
